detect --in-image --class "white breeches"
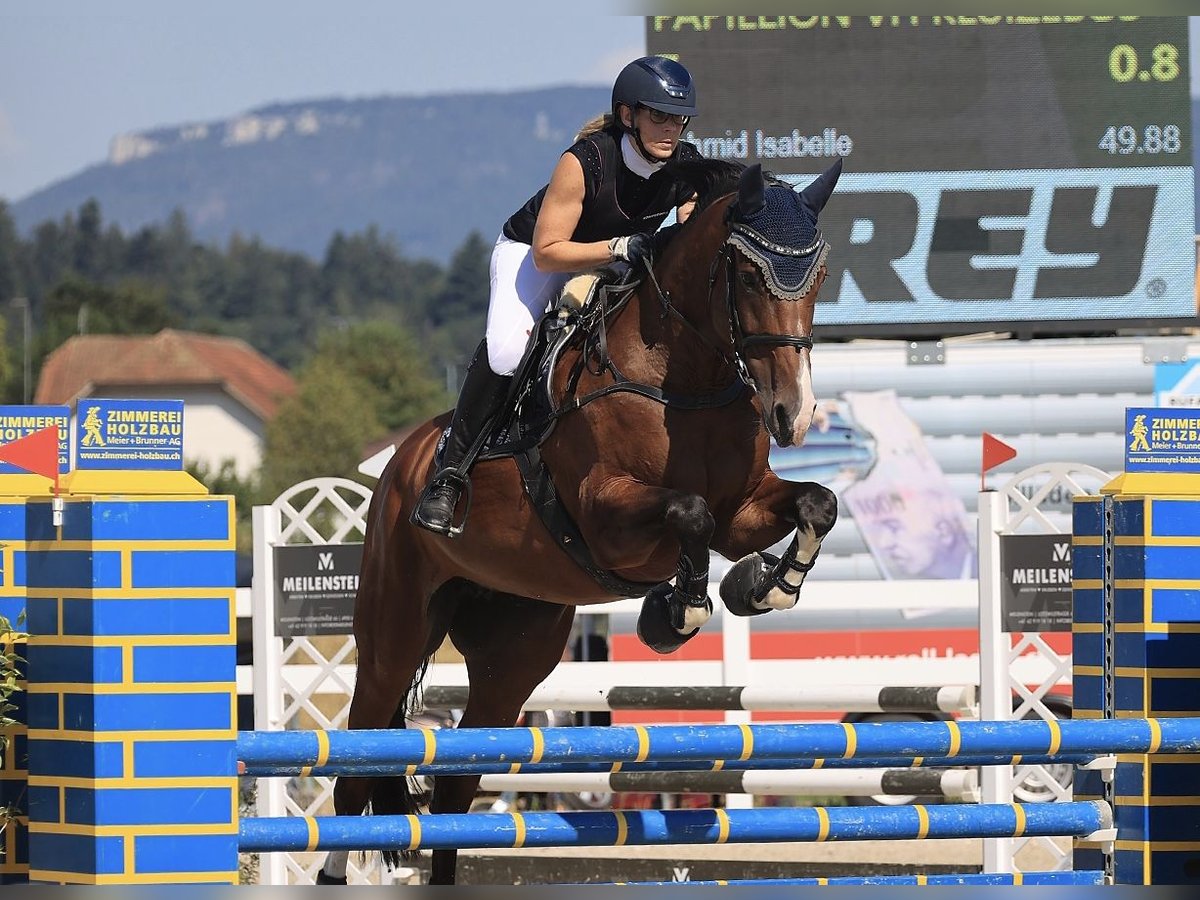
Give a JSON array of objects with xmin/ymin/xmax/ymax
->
[{"xmin": 484, "ymin": 234, "xmax": 572, "ymax": 376}]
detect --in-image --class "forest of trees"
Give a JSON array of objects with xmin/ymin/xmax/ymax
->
[{"xmin": 0, "ymin": 198, "xmax": 492, "ymax": 532}]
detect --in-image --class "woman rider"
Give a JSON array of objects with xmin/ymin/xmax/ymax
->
[{"xmin": 412, "ymin": 56, "xmax": 703, "ymax": 537}]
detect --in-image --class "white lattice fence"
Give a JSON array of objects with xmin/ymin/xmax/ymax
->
[
  {"xmin": 979, "ymin": 462, "xmax": 1112, "ymax": 875},
  {"xmin": 249, "ymin": 477, "xmax": 384, "ymax": 886}
]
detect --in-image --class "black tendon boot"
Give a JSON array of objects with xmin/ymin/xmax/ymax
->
[{"xmin": 411, "ymin": 341, "xmax": 512, "ymax": 537}]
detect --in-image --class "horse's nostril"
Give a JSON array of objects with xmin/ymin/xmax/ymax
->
[{"xmin": 774, "ymin": 403, "xmax": 790, "ymax": 437}]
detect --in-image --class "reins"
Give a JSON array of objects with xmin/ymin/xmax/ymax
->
[
  {"xmin": 555, "ymin": 196, "xmax": 817, "ymax": 416},
  {"xmin": 557, "ymin": 278, "xmax": 747, "ymax": 415}
]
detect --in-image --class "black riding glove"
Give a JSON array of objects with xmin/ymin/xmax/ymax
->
[{"xmin": 609, "ymin": 233, "xmax": 654, "ymax": 270}]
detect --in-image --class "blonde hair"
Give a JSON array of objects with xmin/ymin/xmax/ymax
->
[{"xmin": 576, "ymin": 113, "xmax": 615, "ymax": 141}]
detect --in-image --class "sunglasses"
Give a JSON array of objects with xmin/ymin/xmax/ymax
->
[{"xmin": 641, "ymin": 107, "xmax": 689, "ymax": 127}]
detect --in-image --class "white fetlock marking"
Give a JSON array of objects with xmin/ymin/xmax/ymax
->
[
  {"xmin": 680, "ymin": 599, "xmax": 713, "ymax": 633},
  {"xmin": 760, "ymin": 586, "xmax": 800, "ymax": 611},
  {"xmin": 323, "ymin": 851, "xmax": 349, "ymax": 880},
  {"xmin": 756, "ymin": 525, "xmax": 822, "ymax": 611}
]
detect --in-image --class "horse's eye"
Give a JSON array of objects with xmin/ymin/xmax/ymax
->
[{"xmin": 738, "ymin": 271, "xmax": 758, "ymax": 289}]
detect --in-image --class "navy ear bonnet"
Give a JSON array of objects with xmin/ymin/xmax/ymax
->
[
  {"xmin": 728, "ymin": 186, "xmax": 828, "ymax": 301},
  {"xmin": 727, "ymin": 159, "xmax": 842, "ymax": 301}
]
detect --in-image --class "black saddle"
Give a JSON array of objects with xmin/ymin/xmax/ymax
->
[{"xmin": 435, "ymin": 262, "xmax": 643, "ymax": 467}]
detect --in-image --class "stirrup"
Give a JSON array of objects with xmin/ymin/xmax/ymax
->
[{"xmin": 410, "ymin": 469, "xmax": 473, "ymax": 538}]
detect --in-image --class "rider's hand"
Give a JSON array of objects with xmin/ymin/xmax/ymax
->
[{"xmin": 609, "ymin": 233, "xmax": 654, "ymax": 269}]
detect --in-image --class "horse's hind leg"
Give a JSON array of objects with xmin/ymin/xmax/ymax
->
[
  {"xmin": 717, "ymin": 474, "xmax": 838, "ymax": 616},
  {"xmin": 427, "ymin": 591, "xmax": 575, "ymax": 885},
  {"xmin": 318, "ymin": 569, "xmax": 460, "ymax": 885}
]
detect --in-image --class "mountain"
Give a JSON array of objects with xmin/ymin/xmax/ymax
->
[
  {"xmin": 14, "ymin": 91, "xmax": 1199, "ymax": 263},
  {"xmin": 11, "ymin": 87, "xmax": 610, "ymax": 263}
]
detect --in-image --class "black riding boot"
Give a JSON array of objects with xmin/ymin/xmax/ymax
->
[{"xmin": 411, "ymin": 341, "xmax": 512, "ymax": 537}]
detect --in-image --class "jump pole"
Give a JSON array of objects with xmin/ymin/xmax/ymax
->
[
  {"xmin": 236, "ymin": 717, "xmax": 1200, "ymax": 770},
  {"xmin": 421, "ymin": 767, "xmax": 980, "ymax": 801},
  {"xmin": 240, "ymin": 751, "xmax": 1096, "ymax": 778},
  {"xmin": 417, "ymin": 683, "xmax": 978, "ymax": 715},
  {"xmin": 241, "ymin": 800, "xmax": 1112, "ymax": 854}
]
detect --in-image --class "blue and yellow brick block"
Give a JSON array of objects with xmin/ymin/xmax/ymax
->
[
  {"xmin": 1074, "ymin": 486, "xmax": 1200, "ymax": 885},
  {"xmin": 3, "ymin": 472, "xmax": 239, "ymax": 884}
]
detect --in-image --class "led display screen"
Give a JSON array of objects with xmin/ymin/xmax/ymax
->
[{"xmin": 648, "ymin": 15, "xmax": 1195, "ymax": 333}]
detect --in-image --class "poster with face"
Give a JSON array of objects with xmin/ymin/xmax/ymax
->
[{"xmin": 841, "ymin": 389, "xmax": 977, "ymax": 580}]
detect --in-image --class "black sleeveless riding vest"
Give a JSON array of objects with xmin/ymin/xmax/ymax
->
[{"xmin": 502, "ymin": 127, "xmax": 702, "ymax": 245}]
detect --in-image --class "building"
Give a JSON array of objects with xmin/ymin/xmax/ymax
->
[{"xmin": 34, "ymin": 328, "xmax": 296, "ymax": 477}]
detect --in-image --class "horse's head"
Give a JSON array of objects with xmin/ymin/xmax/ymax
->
[{"xmin": 721, "ymin": 159, "xmax": 841, "ymax": 447}]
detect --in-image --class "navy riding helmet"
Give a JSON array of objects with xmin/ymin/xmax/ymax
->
[{"xmin": 611, "ymin": 56, "xmax": 698, "ymax": 120}]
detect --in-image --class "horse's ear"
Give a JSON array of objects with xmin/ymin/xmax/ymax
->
[
  {"xmin": 730, "ymin": 163, "xmax": 765, "ymax": 222},
  {"xmin": 798, "ymin": 158, "xmax": 843, "ymax": 216}
]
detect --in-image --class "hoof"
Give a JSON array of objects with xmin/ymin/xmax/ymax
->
[
  {"xmin": 719, "ymin": 553, "xmax": 774, "ymax": 617},
  {"xmin": 637, "ymin": 583, "xmax": 699, "ymax": 655},
  {"xmin": 315, "ymin": 870, "xmax": 348, "ymax": 885}
]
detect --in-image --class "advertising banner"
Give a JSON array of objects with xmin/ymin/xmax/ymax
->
[
  {"xmin": 273, "ymin": 543, "xmax": 363, "ymax": 637},
  {"xmin": 841, "ymin": 390, "xmax": 977, "ymax": 580},
  {"xmin": 75, "ymin": 398, "xmax": 184, "ymax": 470},
  {"xmin": 0, "ymin": 405, "xmax": 70, "ymax": 475},
  {"xmin": 1125, "ymin": 406, "xmax": 1200, "ymax": 473},
  {"xmin": 999, "ymin": 533, "xmax": 1073, "ymax": 633}
]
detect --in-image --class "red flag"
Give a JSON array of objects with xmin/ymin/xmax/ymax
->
[
  {"xmin": 0, "ymin": 425, "xmax": 62, "ymax": 487},
  {"xmin": 981, "ymin": 432, "xmax": 1018, "ymax": 490}
]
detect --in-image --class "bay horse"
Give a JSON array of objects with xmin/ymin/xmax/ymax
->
[{"xmin": 319, "ymin": 159, "xmax": 843, "ymax": 885}]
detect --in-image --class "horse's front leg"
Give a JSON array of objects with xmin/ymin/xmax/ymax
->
[
  {"xmin": 584, "ymin": 477, "xmax": 715, "ymax": 654},
  {"xmin": 716, "ymin": 474, "xmax": 838, "ymax": 617}
]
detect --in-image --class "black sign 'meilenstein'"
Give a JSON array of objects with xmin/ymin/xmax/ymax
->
[
  {"xmin": 273, "ymin": 543, "xmax": 364, "ymax": 637},
  {"xmin": 999, "ymin": 533, "xmax": 1073, "ymax": 633}
]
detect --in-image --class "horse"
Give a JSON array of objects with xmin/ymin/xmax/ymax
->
[{"xmin": 318, "ymin": 158, "xmax": 844, "ymax": 886}]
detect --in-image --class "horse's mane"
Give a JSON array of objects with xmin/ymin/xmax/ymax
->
[
  {"xmin": 664, "ymin": 158, "xmax": 792, "ymax": 216},
  {"xmin": 664, "ymin": 159, "xmax": 746, "ymax": 212}
]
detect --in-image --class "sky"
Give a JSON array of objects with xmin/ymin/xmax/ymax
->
[
  {"xmin": 2, "ymin": 7, "xmax": 1199, "ymax": 203},
  {"xmin": 0, "ymin": 1, "xmax": 645, "ymax": 201}
]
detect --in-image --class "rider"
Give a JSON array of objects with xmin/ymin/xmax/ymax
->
[{"xmin": 412, "ymin": 56, "xmax": 704, "ymax": 537}]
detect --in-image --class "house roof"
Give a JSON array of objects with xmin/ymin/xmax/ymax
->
[
  {"xmin": 34, "ymin": 328, "xmax": 296, "ymax": 420},
  {"xmin": 362, "ymin": 423, "xmax": 424, "ymax": 459}
]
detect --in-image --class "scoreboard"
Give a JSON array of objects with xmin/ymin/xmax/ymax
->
[{"xmin": 648, "ymin": 16, "xmax": 1195, "ymax": 335}]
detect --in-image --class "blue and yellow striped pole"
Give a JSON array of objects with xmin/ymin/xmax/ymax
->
[
  {"xmin": 237, "ymin": 717, "xmax": 1200, "ymax": 772},
  {"xmin": 240, "ymin": 751, "xmax": 1097, "ymax": 779},
  {"xmin": 626, "ymin": 871, "xmax": 1107, "ymax": 886},
  {"xmin": 239, "ymin": 800, "xmax": 1111, "ymax": 853}
]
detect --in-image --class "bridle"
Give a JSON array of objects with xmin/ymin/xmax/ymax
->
[
  {"xmin": 556, "ymin": 195, "xmax": 826, "ymax": 417},
  {"xmin": 641, "ymin": 220, "xmax": 822, "ymax": 391}
]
